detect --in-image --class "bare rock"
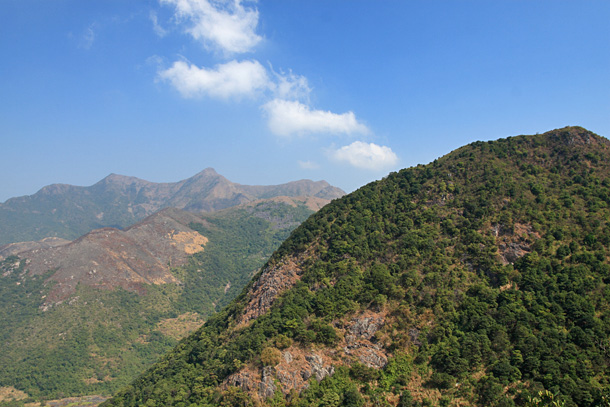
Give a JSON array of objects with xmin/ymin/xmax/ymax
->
[
  {"xmin": 498, "ymin": 242, "xmax": 530, "ymax": 264},
  {"xmin": 238, "ymin": 252, "xmax": 310, "ymax": 326},
  {"xmin": 357, "ymin": 348, "xmax": 388, "ymax": 369},
  {"xmin": 228, "ymin": 371, "xmax": 255, "ymax": 392},
  {"xmin": 283, "ymin": 351, "xmax": 293, "ymax": 363},
  {"xmin": 348, "ymin": 316, "xmax": 384, "ymax": 340},
  {"xmin": 259, "ymin": 366, "xmax": 276, "ymax": 399},
  {"xmin": 306, "ymin": 354, "xmax": 334, "ymax": 381}
]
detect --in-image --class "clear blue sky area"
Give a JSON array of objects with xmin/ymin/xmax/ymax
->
[{"xmin": 1, "ymin": 1, "xmax": 609, "ymax": 202}]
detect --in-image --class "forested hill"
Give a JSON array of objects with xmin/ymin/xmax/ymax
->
[{"xmin": 104, "ymin": 127, "xmax": 610, "ymax": 407}]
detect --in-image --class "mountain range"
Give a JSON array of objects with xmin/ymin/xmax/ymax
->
[
  {"xmin": 0, "ymin": 186, "xmax": 338, "ymax": 404},
  {"xmin": 103, "ymin": 127, "xmax": 610, "ymax": 407},
  {"xmin": 0, "ymin": 168, "xmax": 345, "ymax": 245}
]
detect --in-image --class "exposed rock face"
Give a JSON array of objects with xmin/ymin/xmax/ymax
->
[
  {"xmin": 492, "ymin": 222, "xmax": 539, "ymax": 265},
  {"xmin": 226, "ymin": 349, "xmax": 336, "ymax": 399},
  {"xmin": 259, "ymin": 367, "xmax": 276, "ymax": 399},
  {"xmin": 498, "ymin": 242, "xmax": 531, "ymax": 264},
  {"xmin": 227, "ymin": 371, "xmax": 256, "ymax": 393},
  {"xmin": 226, "ymin": 310, "xmax": 390, "ymax": 400},
  {"xmin": 550, "ymin": 126, "xmax": 610, "ymax": 147},
  {"xmin": 347, "ymin": 316, "xmax": 384, "ymax": 341},
  {"xmin": 304, "ymin": 354, "xmax": 335, "ymax": 382},
  {"xmin": 344, "ymin": 314, "xmax": 388, "ymax": 369},
  {"xmin": 238, "ymin": 252, "xmax": 310, "ymax": 326}
]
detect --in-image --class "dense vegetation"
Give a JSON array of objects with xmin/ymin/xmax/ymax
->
[
  {"xmin": 104, "ymin": 127, "xmax": 610, "ymax": 406},
  {"xmin": 0, "ymin": 200, "xmax": 315, "ymax": 405}
]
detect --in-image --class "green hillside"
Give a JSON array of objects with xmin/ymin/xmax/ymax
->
[
  {"xmin": 103, "ymin": 127, "xmax": 610, "ymax": 406},
  {"xmin": 0, "ymin": 200, "xmax": 316, "ymax": 404}
]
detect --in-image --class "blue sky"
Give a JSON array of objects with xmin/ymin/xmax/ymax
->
[{"xmin": 1, "ymin": 1, "xmax": 609, "ymax": 202}]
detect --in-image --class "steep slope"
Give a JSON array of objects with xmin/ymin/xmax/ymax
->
[
  {"xmin": 0, "ymin": 197, "xmax": 322, "ymax": 403},
  {"xmin": 0, "ymin": 168, "xmax": 345, "ymax": 244},
  {"xmin": 104, "ymin": 127, "xmax": 610, "ymax": 407}
]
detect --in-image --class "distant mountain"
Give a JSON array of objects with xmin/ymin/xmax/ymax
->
[
  {"xmin": 0, "ymin": 196, "xmax": 326, "ymax": 402},
  {"xmin": 0, "ymin": 168, "xmax": 345, "ymax": 245},
  {"xmin": 104, "ymin": 127, "xmax": 610, "ymax": 407}
]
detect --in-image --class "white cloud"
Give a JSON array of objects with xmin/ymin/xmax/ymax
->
[
  {"xmin": 159, "ymin": 59, "xmax": 270, "ymax": 99},
  {"xmin": 263, "ymin": 99, "xmax": 370, "ymax": 137},
  {"xmin": 332, "ymin": 141, "xmax": 398, "ymax": 170},
  {"xmin": 78, "ymin": 23, "xmax": 97, "ymax": 49},
  {"xmin": 161, "ymin": 0, "xmax": 261, "ymax": 54},
  {"xmin": 298, "ymin": 160, "xmax": 319, "ymax": 170},
  {"xmin": 150, "ymin": 11, "xmax": 168, "ymax": 37},
  {"xmin": 270, "ymin": 68, "xmax": 311, "ymax": 101}
]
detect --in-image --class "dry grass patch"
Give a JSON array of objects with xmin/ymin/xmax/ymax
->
[{"xmin": 156, "ymin": 312, "xmax": 204, "ymax": 340}]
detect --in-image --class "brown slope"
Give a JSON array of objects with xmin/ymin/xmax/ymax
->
[
  {"xmin": 0, "ymin": 237, "xmax": 71, "ymax": 259},
  {"xmin": 20, "ymin": 208, "xmax": 208, "ymax": 307},
  {"xmin": 14, "ymin": 195, "xmax": 332, "ymax": 310}
]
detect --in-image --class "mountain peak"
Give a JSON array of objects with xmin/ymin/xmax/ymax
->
[
  {"xmin": 98, "ymin": 173, "xmax": 147, "ymax": 186},
  {"xmin": 192, "ymin": 167, "xmax": 219, "ymax": 177},
  {"xmin": 542, "ymin": 125, "xmax": 608, "ymax": 147}
]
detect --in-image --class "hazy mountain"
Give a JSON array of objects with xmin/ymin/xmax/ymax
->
[
  {"xmin": 104, "ymin": 127, "xmax": 610, "ymax": 407},
  {"xmin": 0, "ymin": 196, "xmax": 328, "ymax": 403},
  {"xmin": 0, "ymin": 168, "xmax": 345, "ymax": 245}
]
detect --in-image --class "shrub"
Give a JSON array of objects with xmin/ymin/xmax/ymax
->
[{"xmin": 260, "ymin": 347, "xmax": 282, "ymax": 367}]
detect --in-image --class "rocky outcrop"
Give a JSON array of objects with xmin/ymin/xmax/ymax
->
[
  {"xmin": 227, "ymin": 370, "xmax": 256, "ymax": 394},
  {"xmin": 498, "ymin": 242, "xmax": 531, "ymax": 264},
  {"xmin": 344, "ymin": 314, "xmax": 388, "ymax": 369},
  {"xmin": 492, "ymin": 222, "xmax": 539, "ymax": 265},
  {"xmin": 226, "ymin": 310, "xmax": 390, "ymax": 400},
  {"xmin": 259, "ymin": 367, "xmax": 276, "ymax": 399},
  {"xmin": 550, "ymin": 126, "xmax": 609, "ymax": 148},
  {"xmin": 226, "ymin": 349, "xmax": 336, "ymax": 399},
  {"xmin": 237, "ymin": 252, "xmax": 311, "ymax": 326}
]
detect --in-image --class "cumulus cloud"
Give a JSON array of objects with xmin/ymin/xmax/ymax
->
[
  {"xmin": 161, "ymin": 0, "xmax": 261, "ymax": 54},
  {"xmin": 332, "ymin": 141, "xmax": 398, "ymax": 170},
  {"xmin": 263, "ymin": 99, "xmax": 370, "ymax": 137},
  {"xmin": 159, "ymin": 59, "xmax": 270, "ymax": 99}
]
